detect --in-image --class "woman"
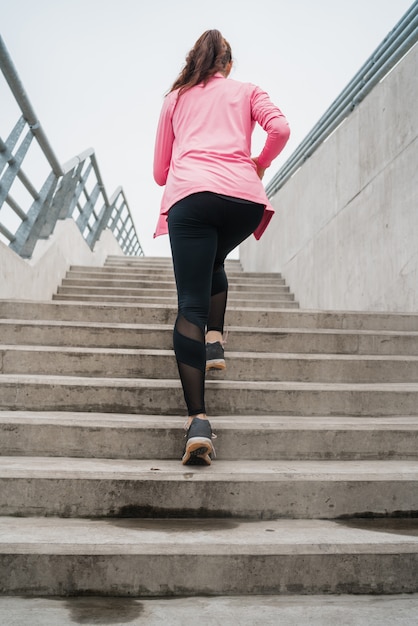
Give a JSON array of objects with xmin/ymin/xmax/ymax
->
[{"xmin": 153, "ymin": 29, "xmax": 290, "ymax": 466}]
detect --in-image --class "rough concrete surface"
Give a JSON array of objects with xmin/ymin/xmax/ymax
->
[
  {"xmin": 240, "ymin": 43, "xmax": 418, "ymax": 313},
  {"xmin": 1, "ymin": 594, "xmax": 418, "ymax": 625},
  {"xmin": 2, "ymin": 255, "xmax": 418, "ymax": 604}
]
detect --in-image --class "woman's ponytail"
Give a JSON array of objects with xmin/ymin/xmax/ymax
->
[{"xmin": 170, "ymin": 29, "xmax": 232, "ymax": 96}]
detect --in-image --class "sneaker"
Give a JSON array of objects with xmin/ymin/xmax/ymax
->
[
  {"xmin": 182, "ymin": 417, "xmax": 216, "ymax": 466},
  {"xmin": 206, "ymin": 341, "xmax": 226, "ymax": 372}
]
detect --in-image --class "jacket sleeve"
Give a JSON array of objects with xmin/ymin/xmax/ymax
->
[
  {"xmin": 153, "ymin": 93, "xmax": 176, "ymax": 186},
  {"xmin": 250, "ymin": 86, "xmax": 290, "ymax": 168}
]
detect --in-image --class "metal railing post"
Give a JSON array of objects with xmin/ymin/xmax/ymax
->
[
  {"xmin": 1, "ymin": 35, "xmax": 144, "ymax": 256},
  {"xmin": 9, "ymin": 172, "xmax": 59, "ymax": 257},
  {"xmin": 0, "ymin": 36, "xmax": 63, "ymax": 177}
]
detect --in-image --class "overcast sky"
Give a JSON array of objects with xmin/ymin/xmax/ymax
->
[{"xmin": 1, "ymin": 0, "xmax": 414, "ymax": 257}]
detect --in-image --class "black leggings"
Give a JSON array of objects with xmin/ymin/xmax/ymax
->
[{"xmin": 167, "ymin": 192, "xmax": 264, "ymax": 416}]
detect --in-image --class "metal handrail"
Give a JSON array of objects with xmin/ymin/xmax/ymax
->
[
  {"xmin": 265, "ymin": 1, "xmax": 418, "ymax": 198},
  {"xmin": 0, "ymin": 38, "xmax": 63, "ymax": 177},
  {"xmin": 0, "ymin": 35, "xmax": 144, "ymax": 257}
]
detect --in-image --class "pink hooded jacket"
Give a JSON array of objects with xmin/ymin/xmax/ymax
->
[{"xmin": 153, "ymin": 72, "xmax": 290, "ymax": 239}]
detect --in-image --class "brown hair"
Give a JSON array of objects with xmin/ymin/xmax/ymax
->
[{"xmin": 169, "ymin": 29, "xmax": 232, "ymax": 96}]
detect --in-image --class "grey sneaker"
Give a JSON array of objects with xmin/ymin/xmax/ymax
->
[
  {"xmin": 205, "ymin": 341, "xmax": 226, "ymax": 372},
  {"xmin": 182, "ymin": 417, "xmax": 216, "ymax": 466}
]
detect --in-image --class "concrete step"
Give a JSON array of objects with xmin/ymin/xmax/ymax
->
[
  {"xmin": 1, "ymin": 374, "xmax": 418, "ymax": 416},
  {"xmin": 60, "ymin": 277, "xmax": 290, "ymax": 293},
  {"xmin": 4, "ymin": 255, "xmax": 417, "ymax": 602},
  {"xmin": 2, "ymin": 300, "xmax": 418, "ymax": 330},
  {"xmin": 104, "ymin": 255, "xmax": 180, "ymax": 263},
  {"xmin": 106, "ymin": 254, "xmax": 234, "ymax": 261},
  {"xmin": 1, "ymin": 517, "xmax": 417, "ymax": 595},
  {"xmin": 67, "ymin": 267, "xmax": 285, "ymax": 282},
  {"xmin": 52, "ymin": 293, "xmax": 300, "ymax": 308},
  {"xmin": 0, "ymin": 457, "xmax": 417, "ymax": 518},
  {"xmin": 104, "ymin": 255, "xmax": 241, "ymax": 266},
  {"xmin": 1, "ymin": 594, "xmax": 418, "ymax": 625},
  {"xmin": 3, "ymin": 344, "xmax": 418, "ymax": 382},
  {"xmin": 56, "ymin": 284, "xmax": 294, "ymax": 299},
  {"xmin": 1, "ymin": 412, "xmax": 417, "ymax": 460},
  {"xmin": 2, "ymin": 319, "xmax": 418, "ymax": 355},
  {"xmin": 74, "ymin": 262, "xmax": 279, "ymax": 275},
  {"xmin": 102, "ymin": 261, "xmax": 244, "ymax": 272}
]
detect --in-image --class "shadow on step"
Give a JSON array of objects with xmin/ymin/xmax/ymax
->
[
  {"xmin": 103, "ymin": 517, "xmax": 240, "ymax": 532},
  {"xmin": 336, "ymin": 517, "xmax": 418, "ymax": 537},
  {"xmin": 11, "ymin": 596, "xmax": 145, "ymax": 624}
]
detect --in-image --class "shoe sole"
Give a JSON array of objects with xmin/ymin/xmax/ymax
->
[
  {"xmin": 205, "ymin": 359, "xmax": 226, "ymax": 372},
  {"xmin": 182, "ymin": 437, "xmax": 213, "ymax": 466}
]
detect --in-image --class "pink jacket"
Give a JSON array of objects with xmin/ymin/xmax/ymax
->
[{"xmin": 153, "ymin": 73, "xmax": 290, "ymax": 239}]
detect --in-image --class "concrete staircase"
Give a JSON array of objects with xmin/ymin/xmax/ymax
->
[{"xmin": 0, "ymin": 255, "xmax": 418, "ymax": 603}]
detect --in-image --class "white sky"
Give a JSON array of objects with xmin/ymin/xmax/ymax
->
[{"xmin": 0, "ymin": 0, "xmax": 414, "ymax": 257}]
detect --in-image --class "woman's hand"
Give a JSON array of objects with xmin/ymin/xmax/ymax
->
[{"xmin": 251, "ymin": 157, "xmax": 266, "ymax": 180}]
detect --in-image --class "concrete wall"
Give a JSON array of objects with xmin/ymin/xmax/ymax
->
[
  {"xmin": 0, "ymin": 219, "xmax": 124, "ymax": 300},
  {"xmin": 240, "ymin": 43, "xmax": 418, "ymax": 312}
]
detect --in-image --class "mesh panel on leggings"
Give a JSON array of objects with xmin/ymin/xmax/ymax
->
[
  {"xmin": 173, "ymin": 315, "xmax": 206, "ymax": 415},
  {"xmin": 207, "ymin": 265, "xmax": 228, "ymax": 333}
]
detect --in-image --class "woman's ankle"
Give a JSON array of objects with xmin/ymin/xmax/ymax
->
[
  {"xmin": 186, "ymin": 413, "xmax": 207, "ymax": 429},
  {"xmin": 206, "ymin": 330, "xmax": 223, "ymax": 344}
]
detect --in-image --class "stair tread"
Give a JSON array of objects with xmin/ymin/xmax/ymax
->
[
  {"xmin": 62, "ymin": 276, "xmax": 285, "ymax": 284},
  {"xmin": 1, "ymin": 411, "xmax": 417, "ymax": 429},
  {"xmin": 1, "ymin": 516, "xmax": 417, "ymax": 554},
  {"xmin": 1, "ymin": 456, "xmax": 417, "ymax": 478},
  {"xmin": 2, "ymin": 301, "xmax": 418, "ymax": 330},
  {"xmin": 3, "ymin": 318, "xmax": 418, "ymax": 336},
  {"xmin": 1, "ymin": 594, "xmax": 418, "ymax": 626},
  {"xmin": 52, "ymin": 295, "xmax": 299, "ymax": 308},
  {"xmin": 2, "ymin": 373, "xmax": 418, "ymax": 390},
  {"xmin": 66, "ymin": 271, "xmax": 282, "ymax": 279},
  {"xmin": 57, "ymin": 286, "xmax": 291, "ymax": 295},
  {"xmin": 4, "ymin": 343, "xmax": 418, "ymax": 361}
]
